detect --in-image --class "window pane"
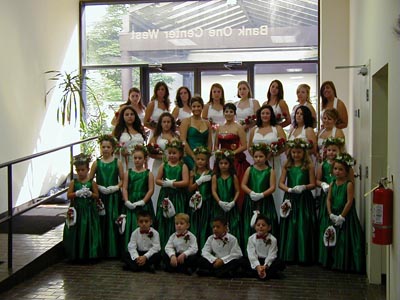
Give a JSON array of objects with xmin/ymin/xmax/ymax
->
[
  {"xmin": 83, "ymin": 1, "xmax": 318, "ymax": 65},
  {"xmin": 254, "ymin": 62, "xmax": 318, "ymax": 127},
  {"xmin": 201, "ymin": 70, "xmax": 247, "ymax": 102},
  {"xmin": 85, "ymin": 67, "xmax": 140, "ymax": 125}
]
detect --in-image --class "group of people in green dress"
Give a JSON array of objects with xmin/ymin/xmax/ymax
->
[{"xmin": 63, "ymin": 80, "xmax": 365, "ymax": 276}]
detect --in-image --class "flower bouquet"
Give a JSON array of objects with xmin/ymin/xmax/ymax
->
[
  {"xmin": 147, "ymin": 142, "xmax": 164, "ymax": 155},
  {"xmin": 161, "ymin": 197, "xmax": 176, "ymax": 218},
  {"xmin": 270, "ymin": 138, "xmax": 286, "ymax": 155},
  {"xmin": 239, "ymin": 114, "xmax": 257, "ymax": 126},
  {"xmin": 97, "ymin": 199, "xmax": 106, "ymax": 216},
  {"xmin": 280, "ymin": 199, "xmax": 291, "ymax": 218},
  {"xmin": 275, "ymin": 112, "xmax": 288, "ymax": 124},
  {"xmin": 208, "ymin": 117, "xmax": 219, "ymax": 131},
  {"xmin": 65, "ymin": 207, "xmax": 77, "ymax": 228},
  {"xmin": 115, "ymin": 214, "xmax": 126, "ymax": 235},
  {"xmin": 189, "ymin": 191, "xmax": 203, "ymax": 211},
  {"xmin": 148, "ymin": 118, "xmax": 157, "ymax": 128},
  {"xmin": 323, "ymin": 225, "xmax": 337, "ymax": 247}
]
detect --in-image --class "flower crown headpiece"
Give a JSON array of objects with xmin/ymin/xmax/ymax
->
[
  {"xmin": 214, "ymin": 149, "xmax": 235, "ymax": 160},
  {"xmin": 323, "ymin": 137, "xmax": 345, "ymax": 147},
  {"xmin": 193, "ymin": 146, "xmax": 211, "ymax": 157},
  {"xmin": 286, "ymin": 138, "xmax": 313, "ymax": 150},
  {"xmin": 132, "ymin": 144, "xmax": 149, "ymax": 157},
  {"xmin": 98, "ymin": 134, "xmax": 118, "ymax": 147},
  {"xmin": 334, "ymin": 153, "xmax": 356, "ymax": 167},
  {"xmin": 73, "ymin": 153, "xmax": 91, "ymax": 165},
  {"xmin": 250, "ymin": 143, "xmax": 271, "ymax": 154},
  {"xmin": 165, "ymin": 139, "xmax": 184, "ymax": 151}
]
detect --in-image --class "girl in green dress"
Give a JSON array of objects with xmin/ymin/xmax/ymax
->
[
  {"xmin": 241, "ymin": 143, "xmax": 278, "ymax": 250},
  {"xmin": 89, "ymin": 135, "xmax": 124, "ymax": 258},
  {"xmin": 322, "ymin": 153, "xmax": 365, "ymax": 272},
  {"xmin": 211, "ymin": 150, "xmax": 242, "ymax": 249},
  {"xmin": 63, "ymin": 154, "xmax": 103, "ymax": 262},
  {"xmin": 279, "ymin": 138, "xmax": 317, "ymax": 264},
  {"xmin": 155, "ymin": 139, "xmax": 190, "ymax": 248},
  {"xmin": 316, "ymin": 138, "xmax": 344, "ymax": 264},
  {"xmin": 188, "ymin": 146, "xmax": 213, "ymax": 249},
  {"xmin": 121, "ymin": 145, "xmax": 155, "ymax": 251}
]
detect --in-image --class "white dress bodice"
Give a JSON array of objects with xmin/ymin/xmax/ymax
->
[
  {"xmin": 236, "ymin": 99, "xmax": 255, "ymax": 122},
  {"xmin": 320, "ymin": 97, "xmax": 338, "ymax": 121},
  {"xmin": 288, "ymin": 126, "xmax": 307, "ymax": 141},
  {"xmin": 253, "ymin": 126, "xmax": 279, "ymax": 145},
  {"xmin": 207, "ymin": 104, "xmax": 225, "ymax": 125},
  {"xmin": 177, "ymin": 108, "xmax": 192, "ymax": 121},
  {"xmin": 119, "ymin": 132, "xmax": 145, "ymax": 171},
  {"xmin": 151, "ymin": 100, "xmax": 169, "ymax": 123}
]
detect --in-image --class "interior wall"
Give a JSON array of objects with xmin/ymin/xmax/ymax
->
[
  {"xmin": 348, "ymin": 0, "xmax": 400, "ymax": 299},
  {"xmin": 0, "ymin": 0, "xmax": 80, "ymax": 213}
]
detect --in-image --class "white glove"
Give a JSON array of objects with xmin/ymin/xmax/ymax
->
[
  {"xmin": 249, "ymin": 191, "xmax": 264, "ymax": 201},
  {"xmin": 79, "ymin": 186, "xmax": 92, "ymax": 198},
  {"xmin": 163, "ymin": 179, "xmax": 176, "ymax": 188},
  {"xmin": 226, "ymin": 201, "xmax": 235, "ymax": 211},
  {"xmin": 83, "ymin": 190, "xmax": 93, "ymax": 198},
  {"xmin": 195, "ymin": 173, "xmax": 212, "ymax": 186},
  {"xmin": 329, "ymin": 213, "xmax": 338, "ymax": 224},
  {"xmin": 75, "ymin": 189, "xmax": 85, "ymax": 197},
  {"xmin": 107, "ymin": 185, "xmax": 120, "ymax": 193},
  {"xmin": 335, "ymin": 215, "xmax": 345, "ymax": 227},
  {"xmin": 292, "ymin": 185, "xmax": 306, "ymax": 194},
  {"xmin": 320, "ymin": 182, "xmax": 330, "ymax": 193},
  {"xmin": 218, "ymin": 201, "xmax": 230, "ymax": 212},
  {"xmin": 98, "ymin": 185, "xmax": 110, "ymax": 195},
  {"xmin": 135, "ymin": 200, "xmax": 145, "ymax": 207},
  {"xmin": 125, "ymin": 201, "xmax": 136, "ymax": 210}
]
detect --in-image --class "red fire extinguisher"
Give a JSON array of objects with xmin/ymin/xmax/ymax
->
[{"xmin": 372, "ymin": 178, "xmax": 393, "ymax": 245}]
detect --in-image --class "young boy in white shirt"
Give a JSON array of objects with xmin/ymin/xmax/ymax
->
[
  {"xmin": 197, "ymin": 216, "xmax": 243, "ymax": 278},
  {"xmin": 123, "ymin": 211, "xmax": 161, "ymax": 272},
  {"xmin": 164, "ymin": 213, "xmax": 198, "ymax": 275}
]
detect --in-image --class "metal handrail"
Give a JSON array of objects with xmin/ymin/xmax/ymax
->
[{"xmin": 0, "ymin": 136, "xmax": 98, "ymax": 269}]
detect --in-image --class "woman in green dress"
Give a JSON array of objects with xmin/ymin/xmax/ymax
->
[
  {"xmin": 155, "ymin": 139, "xmax": 190, "ymax": 248},
  {"xmin": 89, "ymin": 135, "xmax": 124, "ymax": 258},
  {"xmin": 63, "ymin": 154, "xmax": 102, "ymax": 262},
  {"xmin": 316, "ymin": 138, "xmax": 344, "ymax": 264},
  {"xmin": 180, "ymin": 96, "xmax": 212, "ymax": 170},
  {"xmin": 211, "ymin": 150, "xmax": 242, "ymax": 248},
  {"xmin": 322, "ymin": 153, "xmax": 365, "ymax": 272},
  {"xmin": 241, "ymin": 143, "xmax": 278, "ymax": 251},
  {"xmin": 279, "ymin": 138, "xmax": 317, "ymax": 264},
  {"xmin": 121, "ymin": 145, "xmax": 155, "ymax": 251},
  {"xmin": 187, "ymin": 146, "xmax": 213, "ymax": 249}
]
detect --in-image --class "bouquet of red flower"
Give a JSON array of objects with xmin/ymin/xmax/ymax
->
[
  {"xmin": 65, "ymin": 207, "xmax": 77, "ymax": 228},
  {"xmin": 115, "ymin": 214, "xmax": 126, "ymax": 234},
  {"xmin": 147, "ymin": 142, "xmax": 164, "ymax": 155},
  {"xmin": 161, "ymin": 197, "xmax": 176, "ymax": 218},
  {"xmin": 323, "ymin": 225, "xmax": 336, "ymax": 247},
  {"xmin": 280, "ymin": 199, "xmax": 291, "ymax": 218},
  {"xmin": 189, "ymin": 191, "xmax": 203, "ymax": 211},
  {"xmin": 275, "ymin": 112, "xmax": 287, "ymax": 124},
  {"xmin": 148, "ymin": 118, "xmax": 157, "ymax": 128},
  {"xmin": 270, "ymin": 138, "xmax": 286, "ymax": 155},
  {"xmin": 239, "ymin": 114, "xmax": 257, "ymax": 125},
  {"xmin": 208, "ymin": 118, "xmax": 219, "ymax": 131},
  {"xmin": 97, "ymin": 199, "xmax": 106, "ymax": 216}
]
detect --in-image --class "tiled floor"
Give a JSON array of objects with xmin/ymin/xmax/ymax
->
[
  {"xmin": 0, "ymin": 205, "xmax": 386, "ymax": 300},
  {"xmin": 0, "ymin": 257, "xmax": 386, "ymax": 300}
]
